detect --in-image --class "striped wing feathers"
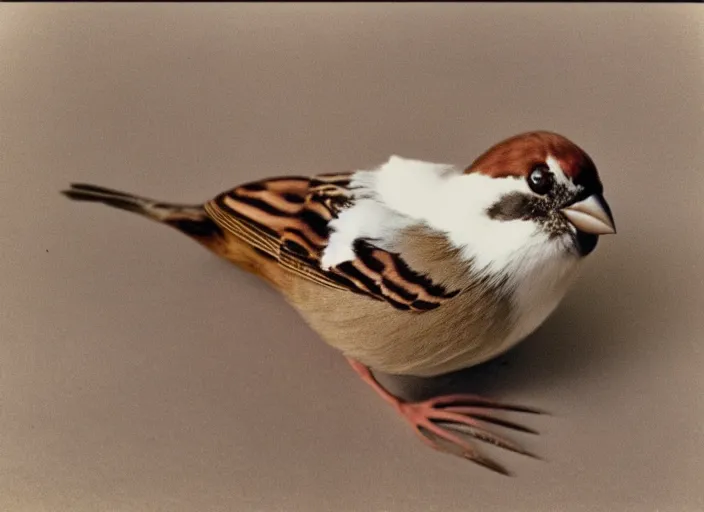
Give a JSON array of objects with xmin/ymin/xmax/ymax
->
[{"xmin": 204, "ymin": 174, "xmax": 460, "ymax": 311}]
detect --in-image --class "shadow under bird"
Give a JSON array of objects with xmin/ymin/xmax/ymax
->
[{"xmin": 62, "ymin": 130, "xmax": 616, "ymax": 476}]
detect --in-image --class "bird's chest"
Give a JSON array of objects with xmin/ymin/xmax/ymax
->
[{"xmin": 500, "ymin": 257, "xmax": 581, "ymax": 352}]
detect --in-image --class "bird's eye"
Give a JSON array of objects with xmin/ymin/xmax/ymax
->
[{"xmin": 527, "ymin": 165, "xmax": 553, "ymax": 195}]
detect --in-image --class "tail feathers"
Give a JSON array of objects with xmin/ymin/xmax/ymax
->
[
  {"xmin": 62, "ymin": 183, "xmax": 224, "ymax": 239},
  {"xmin": 62, "ymin": 183, "xmax": 201, "ymax": 220},
  {"xmin": 62, "ymin": 183, "xmax": 158, "ymax": 216}
]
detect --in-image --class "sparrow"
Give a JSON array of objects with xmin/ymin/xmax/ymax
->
[{"xmin": 61, "ymin": 130, "xmax": 616, "ymax": 476}]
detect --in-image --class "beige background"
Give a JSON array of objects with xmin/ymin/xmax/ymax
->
[{"xmin": 1, "ymin": 3, "xmax": 703, "ymax": 512}]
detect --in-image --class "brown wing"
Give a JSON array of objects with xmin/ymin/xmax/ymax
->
[{"xmin": 203, "ymin": 173, "xmax": 460, "ymax": 311}]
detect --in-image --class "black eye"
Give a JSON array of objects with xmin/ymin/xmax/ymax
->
[{"xmin": 527, "ymin": 165, "xmax": 553, "ymax": 195}]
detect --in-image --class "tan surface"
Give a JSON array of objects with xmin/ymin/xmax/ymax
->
[{"xmin": 1, "ymin": 4, "xmax": 703, "ymax": 512}]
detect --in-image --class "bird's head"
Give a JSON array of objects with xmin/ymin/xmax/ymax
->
[{"xmin": 464, "ymin": 131, "xmax": 615, "ymax": 258}]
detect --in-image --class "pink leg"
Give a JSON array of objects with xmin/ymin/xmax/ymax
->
[{"xmin": 347, "ymin": 358, "xmax": 545, "ymax": 476}]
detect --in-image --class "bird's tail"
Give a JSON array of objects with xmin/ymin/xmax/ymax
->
[
  {"xmin": 61, "ymin": 183, "xmax": 225, "ymax": 242},
  {"xmin": 63, "ymin": 182, "xmax": 292, "ymax": 289}
]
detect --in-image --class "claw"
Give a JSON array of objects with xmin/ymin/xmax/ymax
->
[
  {"xmin": 431, "ymin": 394, "xmax": 548, "ymax": 415},
  {"xmin": 433, "ymin": 419, "xmax": 539, "ymax": 459},
  {"xmin": 417, "ymin": 423, "xmax": 512, "ymax": 476},
  {"xmin": 465, "ymin": 453, "xmax": 512, "ymax": 477},
  {"xmin": 442, "ymin": 407, "xmax": 540, "ymax": 434}
]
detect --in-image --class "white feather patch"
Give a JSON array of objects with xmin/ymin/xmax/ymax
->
[
  {"xmin": 332, "ymin": 155, "xmax": 546, "ymax": 274},
  {"xmin": 546, "ymin": 154, "xmax": 572, "ymax": 187},
  {"xmin": 321, "ymin": 198, "xmax": 414, "ymax": 270}
]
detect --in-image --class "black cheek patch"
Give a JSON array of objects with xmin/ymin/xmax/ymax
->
[{"xmin": 486, "ymin": 193, "xmax": 535, "ymax": 221}]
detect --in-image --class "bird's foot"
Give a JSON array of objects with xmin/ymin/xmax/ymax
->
[
  {"xmin": 394, "ymin": 393, "xmax": 544, "ymax": 475},
  {"xmin": 347, "ymin": 358, "xmax": 545, "ymax": 476}
]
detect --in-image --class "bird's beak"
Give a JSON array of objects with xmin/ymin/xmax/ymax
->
[{"xmin": 561, "ymin": 194, "xmax": 616, "ymax": 235}]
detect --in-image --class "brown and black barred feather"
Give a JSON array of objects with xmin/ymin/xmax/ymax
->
[{"xmin": 204, "ymin": 173, "xmax": 461, "ymax": 312}]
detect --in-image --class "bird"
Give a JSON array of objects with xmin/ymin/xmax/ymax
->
[{"xmin": 61, "ymin": 130, "xmax": 616, "ymax": 476}]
